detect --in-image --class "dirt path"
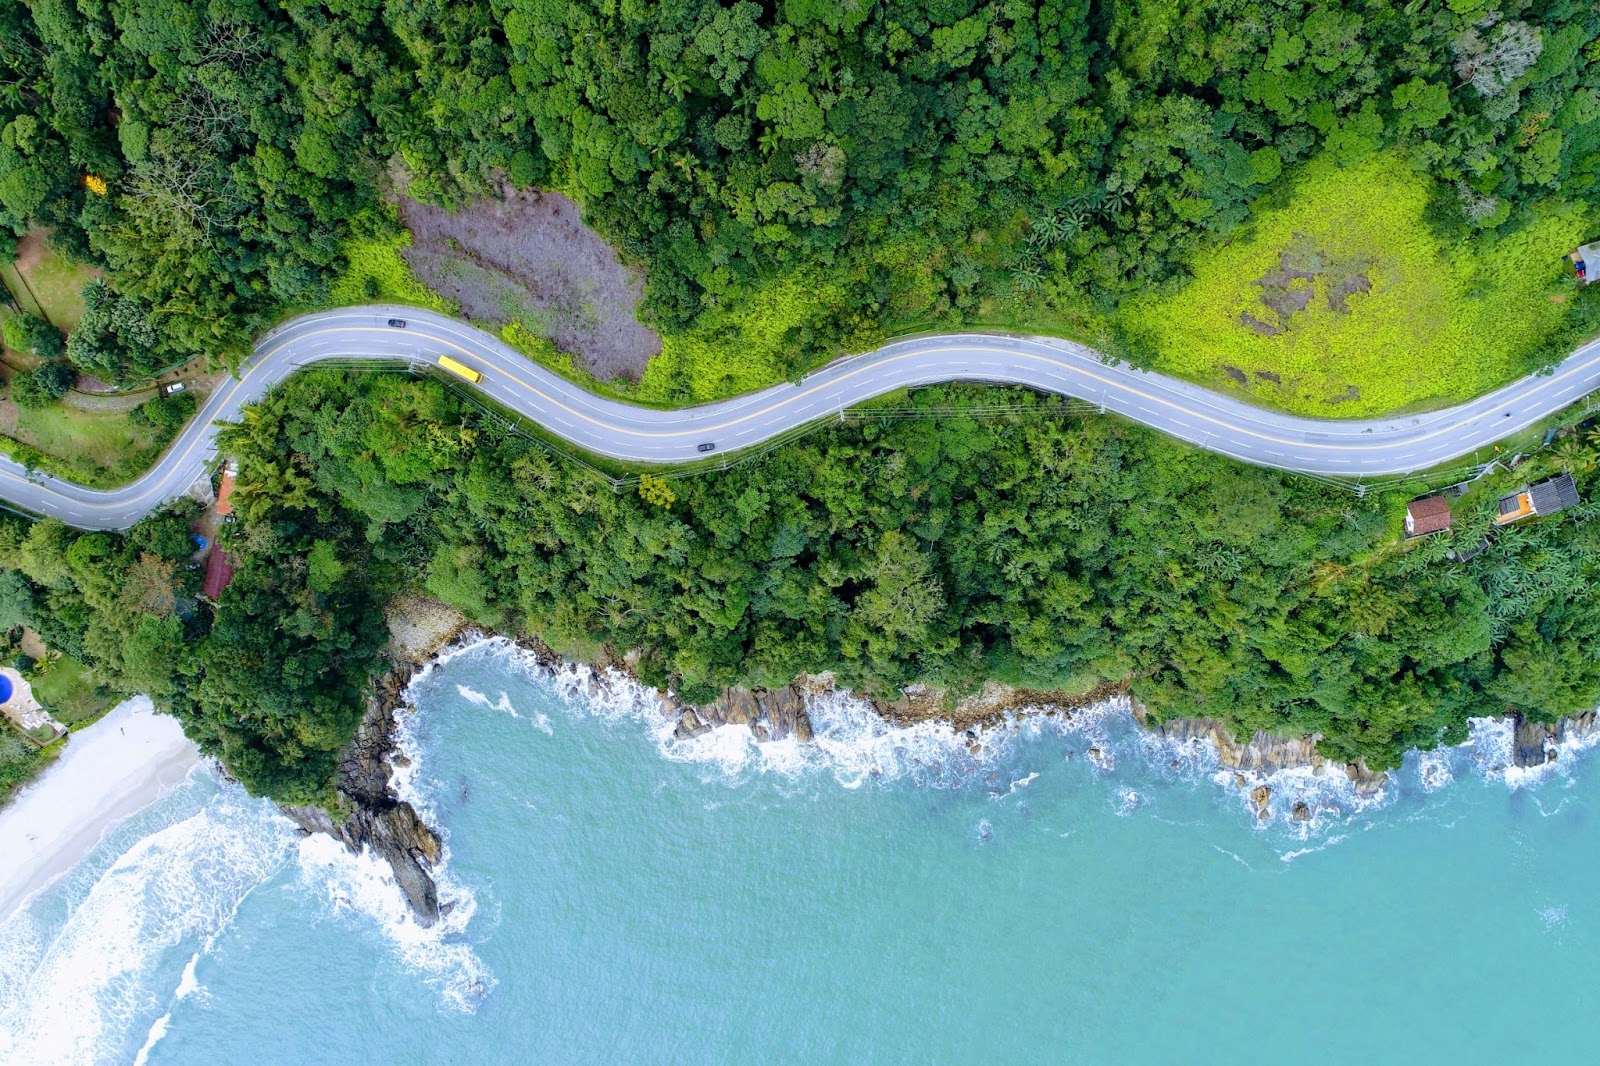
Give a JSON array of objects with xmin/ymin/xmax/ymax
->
[{"xmin": 62, "ymin": 388, "xmax": 154, "ymax": 413}]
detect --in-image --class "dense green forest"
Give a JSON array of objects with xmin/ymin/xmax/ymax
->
[
  {"xmin": 1, "ymin": 1, "xmax": 1599, "ymax": 804},
  {"xmin": 2, "ymin": 0, "xmax": 1597, "ymax": 387},
  {"xmin": 2, "ymin": 371, "xmax": 1597, "ymax": 803}
]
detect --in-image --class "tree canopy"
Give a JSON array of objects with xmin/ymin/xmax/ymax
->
[
  {"xmin": 0, "ymin": 2, "xmax": 1597, "ymax": 802},
  {"xmin": 0, "ymin": 0, "xmax": 1594, "ymax": 377}
]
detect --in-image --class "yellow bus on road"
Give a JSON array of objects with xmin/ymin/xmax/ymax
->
[{"xmin": 437, "ymin": 355, "xmax": 483, "ymax": 383}]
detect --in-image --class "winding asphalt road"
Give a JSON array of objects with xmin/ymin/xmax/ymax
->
[{"xmin": 6, "ymin": 304, "xmax": 1600, "ymax": 531}]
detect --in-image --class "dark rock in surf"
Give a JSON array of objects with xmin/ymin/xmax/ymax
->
[
  {"xmin": 279, "ymin": 669, "xmax": 443, "ymax": 927},
  {"xmin": 1511, "ymin": 711, "xmax": 1598, "ymax": 768},
  {"xmin": 675, "ymin": 684, "xmax": 816, "ymax": 744},
  {"xmin": 1135, "ymin": 711, "xmax": 1390, "ymax": 796}
]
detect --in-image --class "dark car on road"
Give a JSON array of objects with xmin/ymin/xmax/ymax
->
[
  {"xmin": 697, "ymin": 442, "xmax": 716, "ymax": 453},
  {"xmin": 387, "ymin": 318, "xmax": 407, "ymax": 328}
]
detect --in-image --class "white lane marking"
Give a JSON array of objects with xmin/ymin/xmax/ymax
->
[{"xmin": 6, "ymin": 309, "xmax": 1600, "ymax": 526}]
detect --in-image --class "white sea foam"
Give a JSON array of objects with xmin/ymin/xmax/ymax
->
[
  {"xmin": 132, "ymin": 1013, "xmax": 169, "ymax": 1066},
  {"xmin": 0, "ymin": 791, "xmax": 293, "ymax": 1066},
  {"xmin": 174, "ymin": 951, "xmax": 203, "ymax": 1000},
  {"xmin": 1415, "ymin": 749, "xmax": 1455, "ymax": 793},
  {"xmin": 1466, "ymin": 716, "xmax": 1517, "ymax": 782},
  {"xmin": 1538, "ymin": 904, "xmax": 1568, "ymax": 930},
  {"xmin": 456, "ymin": 684, "xmax": 515, "ymax": 717},
  {"xmin": 1460, "ymin": 715, "xmax": 1600, "ymax": 790},
  {"xmin": 428, "ymin": 640, "xmax": 1402, "ymax": 846},
  {"xmin": 1003, "ymin": 772, "xmax": 1039, "ymax": 796},
  {"xmin": 133, "ymin": 911, "xmax": 234, "ymax": 1064},
  {"xmin": 360, "ymin": 671, "xmax": 499, "ymax": 1013},
  {"xmin": 423, "ymin": 637, "xmax": 1049, "ymax": 791},
  {"xmin": 423, "ymin": 638, "xmax": 1600, "ymax": 857},
  {"xmin": 1279, "ymin": 832, "xmax": 1351, "ymax": 863},
  {"xmin": 294, "ymin": 834, "xmax": 493, "ymax": 1013}
]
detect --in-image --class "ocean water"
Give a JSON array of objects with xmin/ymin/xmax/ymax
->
[{"xmin": 4, "ymin": 637, "xmax": 1600, "ymax": 1064}]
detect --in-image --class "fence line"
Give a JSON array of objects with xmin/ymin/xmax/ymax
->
[{"xmin": 0, "ymin": 263, "xmax": 43, "ymax": 320}]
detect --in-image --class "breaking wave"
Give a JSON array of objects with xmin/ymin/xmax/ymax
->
[
  {"xmin": 0, "ymin": 786, "xmax": 294, "ymax": 1066},
  {"xmin": 418, "ymin": 637, "xmax": 1600, "ymax": 859}
]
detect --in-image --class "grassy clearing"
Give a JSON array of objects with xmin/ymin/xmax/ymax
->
[
  {"xmin": 6, "ymin": 403, "xmax": 173, "ymax": 488},
  {"xmin": 634, "ymin": 271, "xmax": 867, "ymax": 404},
  {"xmin": 496, "ymin": 320, "xmax": 662, "ymax": 404},
  {"xmin": 30, "ymin": 655, "xmax": 113, "ymax": 729},
  {"xmin": 2, "ymin": 232, "xmax": 96, "ymax": 332},
  {"xmin": 1119, "ymin": 154, "xmax": 1590, "ymax": 418}
]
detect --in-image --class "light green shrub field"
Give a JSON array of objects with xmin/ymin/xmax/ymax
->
[
  {"xmin": 635, "ymin": 271, "xmax": 862, "ymax": 404},
  {"xmin": 1121, "ymin": 154, "xmax": 1590, "ymax": 417},
  {"xmin": 328, "ymin": 233, "xmax": 455, "ymax": 314}
]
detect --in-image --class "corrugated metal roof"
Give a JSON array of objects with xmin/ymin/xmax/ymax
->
[
  {"xmin": 214, "ymin": 466, "xmax": 237, "ymax": 518},
  {"xmin": 1529, "ymin": 473, "xmax": 1580, "ymax": 515}
]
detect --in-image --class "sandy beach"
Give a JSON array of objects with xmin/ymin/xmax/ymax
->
[{"xmin": 0, "ymin": 697, "xmax": 200, "ymax": 920}]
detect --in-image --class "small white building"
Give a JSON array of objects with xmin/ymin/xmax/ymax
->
[{"xmin": 1572, "ymin": 242, "xmax": 1600, "ymax": 284}]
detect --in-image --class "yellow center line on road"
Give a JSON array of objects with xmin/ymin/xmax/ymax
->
[
  {"xmin": 13, "ymin": 316, "xmax": 1598, "ymax": 520},
  {"xmin": 9, "ymin": 330, "xmax": 300, "ymax": 513},
  {"xmin": 375, "ymin": 324, "xmax": 1600, "ymax": 454}
]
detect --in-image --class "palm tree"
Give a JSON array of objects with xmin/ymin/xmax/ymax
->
[
  {"xmin": 1552, "ymin": 434, "xmax": 1596, "ymax": 474},
  {"xmin": 662, "ymin": 69, "xmax": 690, "ymax": 100},
  {"xmin": 1032, "ymin": 213, "xmax": 1067, "ymax": 247}
]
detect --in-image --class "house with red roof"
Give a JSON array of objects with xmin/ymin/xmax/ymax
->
[{"xmin": 200, "ymin": 461, "xmax": 239, "ymax": 601}]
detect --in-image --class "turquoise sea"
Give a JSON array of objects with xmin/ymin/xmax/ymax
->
[{"xmin": 3, "ymin": 637, "xmax": 1599, "ymax": 1064}]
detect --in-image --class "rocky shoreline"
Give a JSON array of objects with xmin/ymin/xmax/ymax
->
[
  {"xmin": 289, "ymin": 595, "xmax": 1600, "ymax": 922},
  {"xmin": 1511, "ymin": 711, "xmax": 1600, "ymax": 769},
  {"xmin": 276, "ymin": 595, "xmax": 472, "ymax": 928},
  {"xmin": 1134, "ymin": 712, "xmax": 1390, "ymax": 822},
  {"xmin": 278, "ymin": 669, "xmax": 444, "ymax": 924}
]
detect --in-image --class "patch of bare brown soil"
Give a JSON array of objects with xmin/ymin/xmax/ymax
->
[
  {"xmin": 1327, "ymin": 273, "xmax": 1371, "ymax": 313},
  {"xmin": 1248, "ymin": 238, "xmax": 1373, "ymax": 332},
  {"xmin": 12, "ymin": 231, "xmax": 48, "ymax": 275},
  {"xmin": 397, "ymin": 183, "xmax": 661, "ymax": 381},
  {"xmin": 1239, "ymin": 313, "xmax": 1280, "ymax": 337}
]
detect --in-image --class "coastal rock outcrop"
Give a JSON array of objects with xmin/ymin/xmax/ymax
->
[
  {"xmin": 280, "ymin": 669, "xmax": 444, "ymax": 925},
  {"xmin": 672, "ymin": 685, "xmax": 814, "ymax": 743},
  {"xmin": 278, "ymin": 595, "xmax": 469, "ymax": 927},
  {"xmin": 1134, "ymin": 711, "xmax": 1390, "ymax": 797},
  {"xmin": 1511, "ymin": 711, "xmax": 1599, "ymax": 768}
]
